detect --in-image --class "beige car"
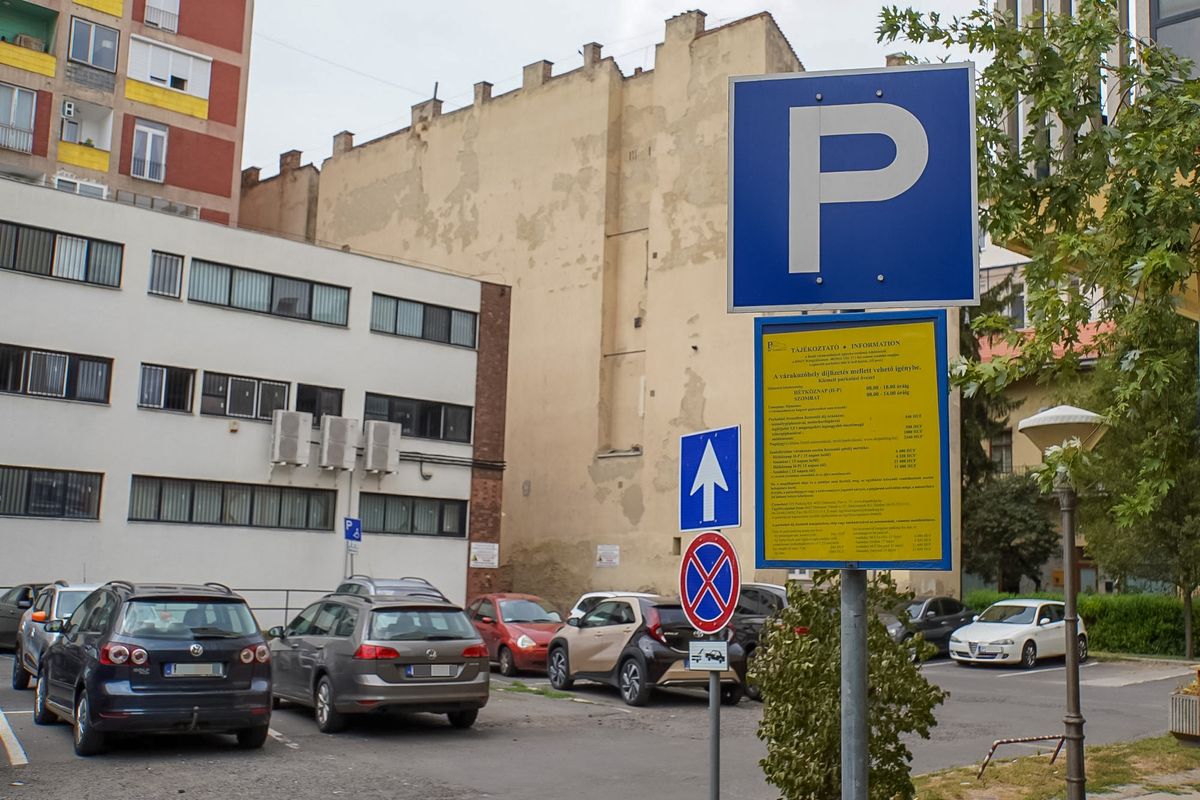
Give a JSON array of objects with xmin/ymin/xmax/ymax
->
[{"xmin": 546, "ymin": 594, "xmax": 745, "ymax": 706}]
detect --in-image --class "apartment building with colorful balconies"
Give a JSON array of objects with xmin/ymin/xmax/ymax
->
[{"xmin": 0, "ymin": 0, "xmax": 252, "ymax": 224}]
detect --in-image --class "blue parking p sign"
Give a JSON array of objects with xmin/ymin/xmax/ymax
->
[
  {"xmin": 728, "ymin": 63, "xmax": 978, "ymax": 312},
  {"xmin": 343, "ymin": 517, "xmax": 362, "ymax": 542}
]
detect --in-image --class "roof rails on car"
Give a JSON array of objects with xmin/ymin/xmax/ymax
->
[
  {"xmin": 329, "ymin": 591, "xmax": 374, "ymax": 603},
  {"xmin": 105, "ymin": 580, "xmax": 135, "ymax": 591},
  {"xmin": 203, "ymin": 582, "xmax": 234, "ymax": 594},
  {"xmin": 53, "ymin": 579, "xmax": 69, "ymax": 587},
  {"xmin": 400, "ymin": 576, "xmax": 434, "ymax": 585},
  {"xmin": 346, "ymin": 574, "xmax": 371, "ymax": 580}
]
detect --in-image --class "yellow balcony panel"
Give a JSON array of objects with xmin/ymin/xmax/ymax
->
[
  {"xmin": 74, "ymin": 0, "xmax": 124, "ymax": 18},
  {"xmin": 124, "ymin": 79, "xmax": 208, "ymax": 120},
  {"xmin": 0, "ymin": 41, "xmax": 56, "ymax": 78},
  {"xmin": 58, "ymin": 141, "xmax": 110, "ymax": 173}
]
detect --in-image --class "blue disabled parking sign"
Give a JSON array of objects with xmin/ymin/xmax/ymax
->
[{"xmin": 679, "ymin": 426, "xmax": 740, "ymax": 532}]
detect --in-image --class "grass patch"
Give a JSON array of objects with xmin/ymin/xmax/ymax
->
[
  {"xmin": 914, "ymin": 735, "xmax": 1200, "ymax": 799},
  {"xmin": 501, "ymin": 680, "xmax": 572, "ymax": 700}
]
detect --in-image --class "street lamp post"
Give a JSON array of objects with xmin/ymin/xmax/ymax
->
[{"xmin": 1018, "ymin": 405, "xmax": 1109, "ymax": 800}]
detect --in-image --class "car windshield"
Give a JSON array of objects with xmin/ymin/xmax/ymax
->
[
  {"xmin": 114, "ymin": 600, "xmax": 259, "ymax": 639},
  {"xmin": 369, "ymin": 608, "xmax": 476, "ymax": 641},
  {"xmin": 56, "ymin": 591, "xmax": 90, "ymax": 620},
  {"xmin": 978, "ymin": 604, "xmax": 1038, "ymax": 625},
  {"xmin": 499, "ymin": 599, "xmax": 560, "ymax": 623}
]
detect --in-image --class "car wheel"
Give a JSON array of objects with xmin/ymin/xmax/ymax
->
[
  {"xmin": 498, "ymin": 646, "xmax": 517, "ymax": 677},
  {"xmin": 1078, "ymin": 635, "xmax": 1089, "ymax": 663},
  {"xmin": 447, "ymin": 709, "xmax": 478, "ymax": 729},
  {"xmin": 719, "ymin": 683, "xmax": 744, "ymax": 706},
  {"xmin": 618, "ymin": 658, "xmax": 651, "ymax": 707},
  {"xmin": 10, "ymin": 647, "xmax": 29, "ymax": 690},
  {"xmin": 235, "ymin": 725, "xmax": 270, "ymax": 749},
  {"xmin": 33, "ymin": 667, "xmax": 56, "ymax": 725},
  {"xmin": 547, "ymin": 647, "xmax": 573, "ymax": 690},
  {"xmin": 1021, "ymin": 641, "xmax": 1038, "ymax": 669},
  {"xmin": 73, "ymin": 691, "xmax": 105, "ymax": 756},
  {"xmin": 744, "ymin": 648, "xmax": 762, "ymax": 702},
  {"xmin": 314, "ymin": 677, "xmax": 347, "ymax": 734}
]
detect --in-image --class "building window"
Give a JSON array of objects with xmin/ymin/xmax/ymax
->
[
  {"xmin": 131, "ymin": 120, "xmax": 167, "ymax": 183},
  {"xmin": 200, "ymin": 371, "xmax": 288, "ymax": 420},
  {"xmin": 0, "ymin": 466, "xmax": 102, "ymax": 520},
  {"xmin": 68, "ymin": 18, "xmax": 119, "ymax": 73},
  {"xmin": 1154, "ymin": 1, "xmax": 1200, "ymax": 80},
  {"xmin": 138, "ymin": 364, "xmax": 194, "ymax": 412},
  {"xmin": 359, "ymin": 493, "xmax": 467, "ymax": 537},
  {"xmin": 1008, "ymin": 282, "xmax": 1026, "ymax": 329},
  {"xmin": 370, "ymin": 293, "xmax": 477, "ymax": 348},
  {"xmin": 296, "ymin": 384, "xmax": 343, "ymax": 427},
  {"xmin": 363, "ymin": 393, "xmax": 472, "ymax": 443},
  {"xmin": 148, "ymin": 251, "xmax": 183, "ymax": 297},
  {"xmin": 0, "ymin": 82, "xmax": 35, "ymax": 154},
  {"xmin": 128, "ymin": 37, "xmax": 211, "ymax": 99},
  {"xmin": 144, "ymin": 0, "xmax": 180, "ymax": 33},
  {"xmin": 990, "ymin": 429, "xmax": 1013, "ymax": 475},
  {"xmin": 54, "ymin": 177, "xmax": 108, "ymax": 199},
  {"xmin": 0, "ymin": 220, "xmax": 123, "ymax": 287},
  {"xmin": 0, "ymin": 344, "xmax": 111, "ymax": 403},
  {"xmin": 188, "ymin": 259, "xmax": 350, "ymax": 326},
  {"xmin": 129, "ymin": 476, "xmax": 334, "ymax": 530}
]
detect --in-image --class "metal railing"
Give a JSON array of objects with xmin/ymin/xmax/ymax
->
[
  {"xmin": 0, "ymin": 123, "xmax": 34, "ymax": 154},
  {"xmin": 132, "ymin": 157, "xmax": 166, "ymax": 183},
  {"xmin": 144, "ymin": 4, "xmax": 179, "ymax": 32},
  {"xmin": 234, "ymin": 587, "xmax": 332, "ymax": 629}
]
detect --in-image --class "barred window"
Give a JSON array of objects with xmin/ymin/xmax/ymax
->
[
  {"xmin": 359, "ymin": 493, "xmax": 467, "ymax": 537},
  {"xmin": 138, "ymin": 364, "xmax": 194, "ymax": 412},
  {"xmin": 148, "ymin": 251, "xmax": 183, "ymax": 297},
  {"xmin": 0, "ymin": 466, "xmax": 102, "ymax": 519},
  {"xmin": 0, "ymin": 220, "xmax": 122, "ymax": 287},
  {"xmin": 129, "ymin": 475, "xmax": 334, "ymax": 530},
  {"xmin": 0, "ymin": 343, "xmax": 111, "ymax": 403},
  {"xmin": 370, "ymin": 293, "xmax": 477, "ymax": 348},
  {"xmin": 199, "ymin": 371, "xmax": 287, "ymax": 420}
]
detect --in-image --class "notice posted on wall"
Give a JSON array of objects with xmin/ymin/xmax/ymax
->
[
  {"xmin": 596, "ymin": 544, "xmax": 620, "ymax": 568},
  {"xmin": 470, "ymin": 542, "xmax": 499, "ymax": 569},
  {"xmin": 757, "ymin": 313, "xmax": 949, "ymax": 569}
]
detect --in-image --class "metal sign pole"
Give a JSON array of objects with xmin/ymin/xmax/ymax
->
[
  {"xmin": 841, "ymin": 568, "xmax": 868, "ymax": 800},
  {"xmin": 710, "ymin": 652, "xmax": 720, "ymax": 800}
]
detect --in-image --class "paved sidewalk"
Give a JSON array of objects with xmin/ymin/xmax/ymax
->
[{"xmin": 1094, "ymin": 768, "xmax": 1200, "ymax": 798}]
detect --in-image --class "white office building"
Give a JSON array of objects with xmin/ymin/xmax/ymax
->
[{"xmin": 0, "ymin": 179, "xmax": 510, "ymax": 621}]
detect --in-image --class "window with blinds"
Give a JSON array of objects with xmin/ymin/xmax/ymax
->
[
  {"xmin": 0, "ymin": 466, "xmax": 102, "ymax": 519},
  {"xmin": 128, "ymin": 475, "xmax": 334, "ymax": 530},
  {"xmin": 370, "ymin": 293, "xmax": 477, "ymax": 348},
  {"xmin": 148, "ymin": 251, "xmax": 183, "ymax": 297},
  {"xmin": 0, "ymin": 220, "xmax": 122, "ymax": 287},
  {"xmin": 359, "ymin": 493, "xmax": 467, "ymax": 537},
  {"xmin": 0, "ymin": 343, "xmax": 111, "ymax": 403},
  {"xmin": 363, "ymin": 392, "xmax": 472, "ymax": 443},
  {"xmin": 188, "ymin": 259, "xmax": 349, "ymax": 326},
  {"xmin": 138, "ymin": 363, "xmax": 194, "ymax": 412}
]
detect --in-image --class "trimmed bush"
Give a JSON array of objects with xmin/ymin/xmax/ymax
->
[{"xmin": 962, "ymin": 590, "xmax": 1186, "ymax": 656}]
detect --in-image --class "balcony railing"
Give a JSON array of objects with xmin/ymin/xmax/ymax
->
[
  {"xmin": 0, "ymin": 123, "xmax": 34, "ymax": 154},
  {"xmin": 131, "ymin": 157, "xmax": 165, "ymax": 183},
  {"xmin": 144, "ymin": 4, "xmax": 179, "ymax": 32}
]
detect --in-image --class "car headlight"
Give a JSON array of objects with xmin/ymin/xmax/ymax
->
[
  {"xmin": 949, "ymin": 635, "xmax": 961, "ymax": 643},
  {"xmin": 516, "ymin": 635, "xmax": 536, "ymax": 649},
  {"xmin": 990, "ymin": 639, "xmax": 1014, "ymax": 646},
  {"xmin": 887, "ymin": 622, "xmax": 903, "ymax": 635}
]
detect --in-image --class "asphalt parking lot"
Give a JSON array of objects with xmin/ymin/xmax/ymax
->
[{"xmin": 0, "ymin": 654, "xmax": 1194, "ymax": 800}]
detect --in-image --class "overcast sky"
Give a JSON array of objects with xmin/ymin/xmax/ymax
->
[{"xmin": 242, "ymin": 1, "xmax": 986, "ymax": 173}]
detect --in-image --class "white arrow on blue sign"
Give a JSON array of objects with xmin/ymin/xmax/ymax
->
[
  {"xmin": 679, "ymin": 426, "xmax": 740, "ymax": 532},
  {"xmin": 728, "ymin": 62, "xmax": 978, "ymax": 312}
]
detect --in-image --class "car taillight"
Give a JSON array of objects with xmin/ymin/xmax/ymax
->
[
  {"xmin": 353, "ymin": 644, "xmax": 400, "ymax": 660},
  {"xmin": 239, "ymin": 647, "xmax": 255, "ymax": 664},
  {"xmin": 100, "ymin": 643, "xmax": 129, "ymax": 665},
  {"xmin": 644, "ymin": 606, "xmax": 667, "ymax": 644},
  {"xmin": 461, "ymin": 644, "xmax": 488, "ymax": 658},
  {"xmin": 255, "ymin": 644, "xmax": 270, "ymax": 663},
  {"xmin": 129, "ymin": 647, "xmax": 149, "ymax": 665}
]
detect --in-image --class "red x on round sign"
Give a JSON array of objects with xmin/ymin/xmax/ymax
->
[{"xmin": 679, "ymin": 531, "xmax": 741, "ymax": 635}]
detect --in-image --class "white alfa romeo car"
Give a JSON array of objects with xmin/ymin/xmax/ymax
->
[{"xmin": 949, "ymin": 599, "xmax": 1088, "ymax": 668}]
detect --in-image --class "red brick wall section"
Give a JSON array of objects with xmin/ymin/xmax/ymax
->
[
  {"xmin": 178, "ymin": 0, "xmax": 246, "ymax": 53},
  {"xmin": 118, "ymin": 114, "xmax": 134, "ymax": 175},
  {"xmin": 207, "ymin": 61, "xmax": 241, "ymax": 127},
  {"xmin": 32, "ymin": 90, "xmax": 51, "ymax": 158},
  {"xmin": 200, "ymin": 208, "xmax": 230, "ymax": 225},
  {"xmin": 132, "ymin": 0, "xmax": 146, "ymax": 22},
  {"xmin": 466, "ymin": 282, "xmax": 513, "ymax": 600},
  {"xmin": 167, "ymin": 127, "xmax": 235, "ymax": 197}
]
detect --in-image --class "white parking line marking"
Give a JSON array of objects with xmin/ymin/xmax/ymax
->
[
  {"xmin": 3, "ymin": 710, "xmax": 32, "ymax": 715},
  {"xmin": 0, "ymin": 708, "xmax": 29, "ymax": 767},
  {"xmin": 997, "ymin": 662, "xmax": 1098, "ymax": 678},
  {"xmin": 268, "ymin": 727, "xmax": 300, "ymax": 750}
]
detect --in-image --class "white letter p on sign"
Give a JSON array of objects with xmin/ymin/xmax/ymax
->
[{"xmin": 789, "ymin": 103, "xmax": 929, "ymax": 274}]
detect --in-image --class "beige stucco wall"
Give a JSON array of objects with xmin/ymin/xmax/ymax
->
[{"xmin": 239, "ymin": 162, "xmax": 319, "ymax": 242}]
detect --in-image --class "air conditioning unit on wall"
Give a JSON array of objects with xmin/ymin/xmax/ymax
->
[
  {"xmin": 270, "ymin": 410, "xmax": 312, "ymax": 466},
  {"xmin": 364, "ymin": 420, "xmax": 401, "ymax": 473},
  {"xmin": 320, "ymin": 416, "xmax": 359, "ymax": 470}
]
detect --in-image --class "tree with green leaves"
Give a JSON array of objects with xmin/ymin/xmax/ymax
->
[
  {"xmin": 964, "ymin": 472, "xmax": 1060, "ymax": 591},
  {"xmin": 755, "ymin": 572, "xmax": 945, "ymax": 800},
  {"xmin": 880, "ymin": 1, "xmax": 1200, "ymax": 644}
]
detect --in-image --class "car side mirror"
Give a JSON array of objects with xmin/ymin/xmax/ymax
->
[
  {"xmin": 480, "ymin": 616, "xmax": 494, "ymax": 625},
  {"xmin": 567, "ymin": 617, "xmax": 581, "ymax": 628},
  {"xmin": 1039, "ymin": 618, "xmax": 1050, "ymax": 626},
  {"xmin": 17, "ymin": 599, "xmax": 31, "ymax": 610},
  {"xmin": 45, "ymin": 619, "xmax": 64, "ymax": 633},
  {"xmin": 268, "ymin": 626, "xmax": 285, "ymax": 639},
  {"xmin": 925, "ymin": 610, "xmax": 937, "ymax": 619},
  {"xmin": 548, "ymin": 612, "xmax": 562, "ymax": 622},
  {"xmin": 31, "ymin": 610, "xmax": 47, "ymax": 623},
  {"xmin": 972, "ymin": 615, "xmax": 979, "ymax": 622}
]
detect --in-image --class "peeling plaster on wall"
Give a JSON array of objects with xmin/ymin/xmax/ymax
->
[
  {"xmin": 621, "ymin": 483, "xmax": 644, "ymax": 525},
  {"xmin": 443, "ymin": 116, "xmax": 482, "ymax": 253},
  {"xmin": 587, "ymin": 453, "xmax": 641, "ymax": 486},
  {"xmin": 670, "ymin": 367, "xmax": 707, "ymax": 432},
  {"xmin": 507, "ymin": 539, "xmax": 593, "ymax": 612}
]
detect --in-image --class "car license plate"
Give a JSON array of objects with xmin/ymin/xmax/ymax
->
[
  {"xmin": 164, "ymin": 662, "xmax": 223, "ymax": 677},
  {"xmin": 406, "ymin": 664, "xmax": 455, "ymax": 678}
]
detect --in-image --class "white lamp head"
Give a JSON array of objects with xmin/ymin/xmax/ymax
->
[{"xmin": 1017, "ymin": 405, "xmax": 1109, "ymax": 453}]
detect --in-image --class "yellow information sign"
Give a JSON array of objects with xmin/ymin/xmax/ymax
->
[{"xmin": 755, "ymin": 312, "xmax": 950, "ymax": 569}]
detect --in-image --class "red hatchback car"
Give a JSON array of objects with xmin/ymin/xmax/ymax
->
[{"xmin": 467, "ymin": 593, "xmax": 563, "ymax": 676}]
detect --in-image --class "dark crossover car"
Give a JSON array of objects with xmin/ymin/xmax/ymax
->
[
  {"xmin": 547, "ymin": 594, "xmax": 746, "ymax": 706},
  {"xmin": 880, "ymin": 595, "xmax": 976, "ymax": 655},
  {"xmin": 729, "ymin": 582, "xmax": 788, "ymax": 701},
  {"xmin": 0, "ymin": 583, "xmax": 45, "ymax": 649},
  {"xmin": 33, "ymin": 582, "xmax": 272, "ymax": 756},
  {"xmin": 269, "ymin": 593, "xmax": 488, "ymax": 733}
]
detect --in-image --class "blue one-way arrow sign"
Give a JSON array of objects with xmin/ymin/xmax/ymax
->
[{"xmin": 680, "ymin": 426, "xmax": 740, "ymax": 532}]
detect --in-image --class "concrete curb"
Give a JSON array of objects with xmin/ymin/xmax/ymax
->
[{"xmin": 1092, "ymin": 652, "xmax": 1200, "ymax": 670}]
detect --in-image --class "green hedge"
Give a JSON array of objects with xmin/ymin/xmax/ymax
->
[{"xmin": 962, "ymin": 590, "xmax": 1186, "ymax": 656}]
